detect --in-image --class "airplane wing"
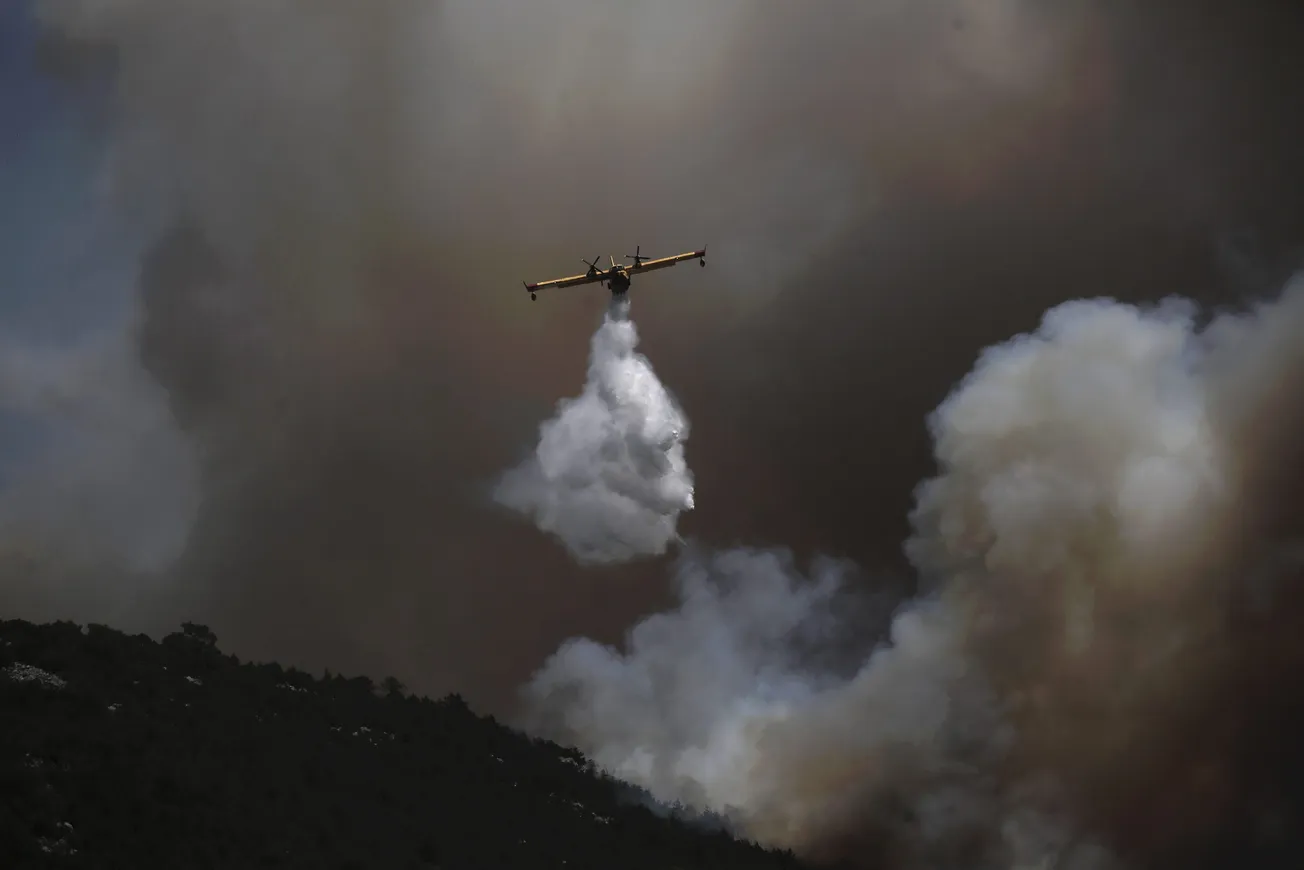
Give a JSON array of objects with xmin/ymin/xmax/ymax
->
[
  {"xmin": 626, "ymin": 249, "xmax": 707, "ymax": 274},
  {"xmin": 524, "ymin": 271, "xmax": 607, "ymax": 293}
]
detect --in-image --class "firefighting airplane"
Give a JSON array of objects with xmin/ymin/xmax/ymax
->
[{"xmin": 522, "ymin": 245, "xmax": 706, "ymax": 301}]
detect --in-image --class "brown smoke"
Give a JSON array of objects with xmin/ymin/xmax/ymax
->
[
  {"xmin": 15, "ymin": 0, "xmax": 1304, "ymax": 782},
  {"xmin": 10, "ymin": 1, "xmax": 1304, "ymax": 865}
]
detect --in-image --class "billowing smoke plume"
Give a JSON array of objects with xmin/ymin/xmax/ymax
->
[
  {"xmin": 524, "ymin": 280, "xmax": 1304, "ymax": 868},
  {"xmin": 495, "ymin": 298, "xmax": 694, "ymax": 564}
]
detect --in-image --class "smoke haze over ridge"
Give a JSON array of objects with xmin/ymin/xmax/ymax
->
[
  {"xmin": 7, "ymin": 1, "xmax": 1304, "ymax": 864},
  {"xmin": 526, "ymin": 282, "xmax": 1304, "ymax": 868}
]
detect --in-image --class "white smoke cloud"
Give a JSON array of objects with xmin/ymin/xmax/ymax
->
[
  {"xmin": 494, "ymin": 298, "xmax": 694, "ymax": 565},
  {"xmin": 523, "ymin": 548, "xmax": 844, "ymax": 808},
  {"xmin": 522, "ymin": 280, "xmax": 1304, "ymax": 867}
]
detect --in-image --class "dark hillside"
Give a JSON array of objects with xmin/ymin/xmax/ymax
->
[{"xmin": 0, "ymin": 619, "xmax": 811, "ymax": 870}]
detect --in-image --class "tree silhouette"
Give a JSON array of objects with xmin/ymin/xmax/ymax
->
[{"xmin": 180, "ymin": 622, "xmax": 219, "ymax": 646}]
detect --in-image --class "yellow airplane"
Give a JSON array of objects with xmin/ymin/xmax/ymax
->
[{"xmin": 523, "ymin": 245, "xmax": 706, "ymax": 301}]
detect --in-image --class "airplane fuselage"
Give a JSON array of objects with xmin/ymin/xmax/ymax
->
[{"xmin": 605, "ymin": 268, "xmax": 632, "ymax": 295}]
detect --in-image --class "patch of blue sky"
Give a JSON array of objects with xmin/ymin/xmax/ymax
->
[{"xmin": 0, "ymin": 0, "xmax": 151, "ymax": 484}]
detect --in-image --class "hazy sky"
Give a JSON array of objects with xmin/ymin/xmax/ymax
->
[
  {"xmin": 9, "ymin": 3, "xmax": 1304, "ymax": 866},
  {"xmin": 0, "ymin": 3, "xmax": 132, "ymax": 538},
  {"xmin": 3, "ymin": 0, "xmax": 1304, "ymax": 712}
]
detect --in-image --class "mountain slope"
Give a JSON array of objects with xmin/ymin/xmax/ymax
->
[{"xmin": 0, "ymin": 619, "xmax": 811, "ymax": 870}]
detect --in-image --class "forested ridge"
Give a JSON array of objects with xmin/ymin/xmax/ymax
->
[{"xmin": 0, "ymin": 618, "xmax": 814, "ymax": 870}]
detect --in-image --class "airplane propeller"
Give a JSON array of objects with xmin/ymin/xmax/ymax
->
[
  {"xmin": 581, "ymin": 255, "xmax": 603, "ymax": 275},
  {"xmin": 626, "ymin": 245, "xmax": 650, "ymax": 267}
]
